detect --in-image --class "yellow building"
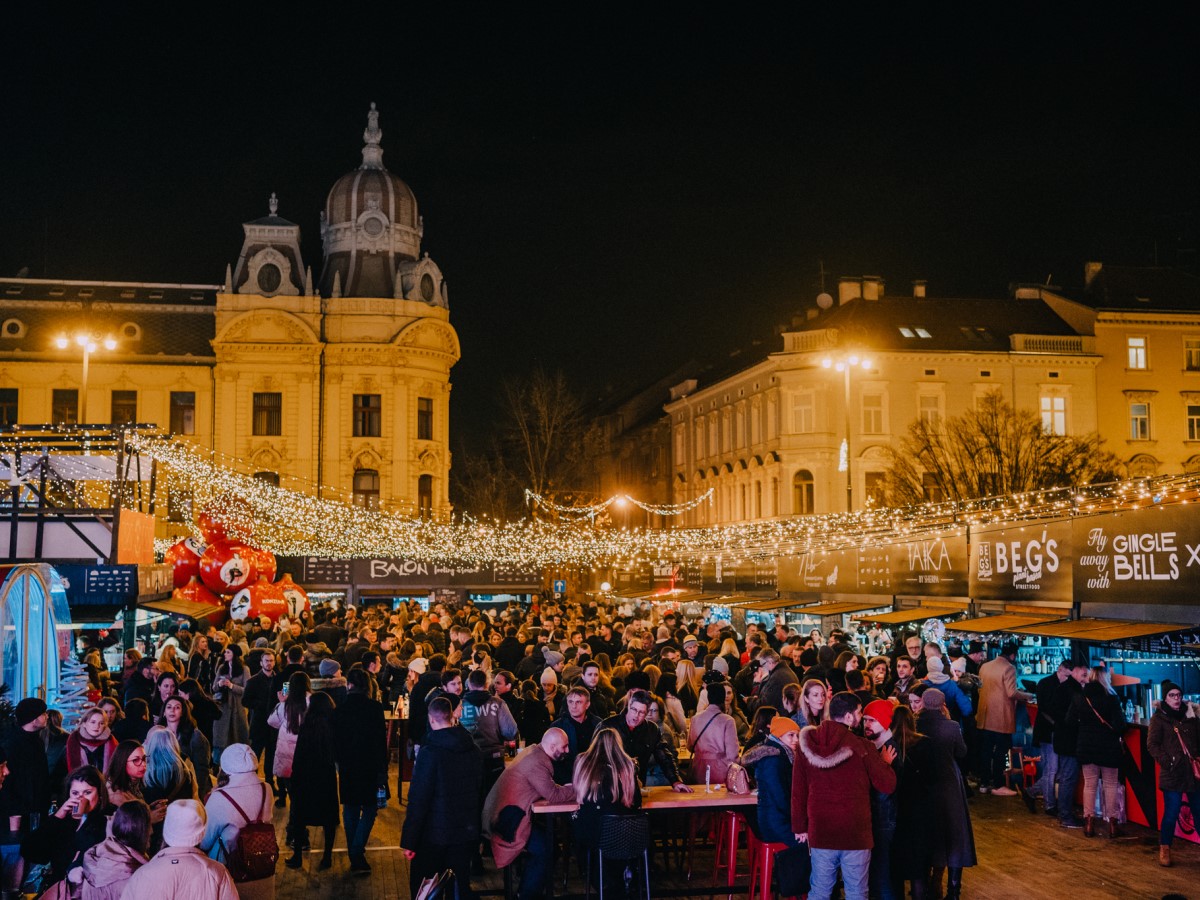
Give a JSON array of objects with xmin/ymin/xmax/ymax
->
[
  {"xmin": 0, "ymin": 104, "xmax": 459, "ymax": 521},
  {"xmin": 666, "ymin": 277, "xmax": 1102, "ymax": 524}
]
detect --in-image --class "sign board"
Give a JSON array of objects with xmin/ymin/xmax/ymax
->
[
  {"xmin": 56, "ymin": 563, "xmax": 166, "ymax": 606},
  {"xmin": 889, "ymin": 532, "xmax": 969, "ymax": 596},
  {"xmin": 301, "ymin": 557, "xmax": 353, "ymax": 584},
  {"xmin": 116, "ymin": 509, "xmax": 156, "ymax": 564},
  {"xmin": 778, "ymin": 548, "xmax": 860, "ymax": 593},
  {"xmin": 553, "ymin": 580, "xmax": 566, "ymax": 594},
  {"xmin": 1073, "ymin": 505, "xmax": 1200, "ymax": 604},
  {"xmin": 970, "ymin": 519, "xmax": 1072, "ymax": 601},
  {"xmin": 702, "ymin": 559, "xmax": 776, "ymax": 593}
]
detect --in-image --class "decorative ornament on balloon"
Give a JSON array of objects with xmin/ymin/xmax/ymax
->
[
  {"xmin": 164, "ymin": 537, "xmax": 207, "ymax": 589},
  {"xmin": 199, "ymin": 540, "xmax": 257, "ymax": 595},
  {"xmin": 275, "ymin": 573, "xmax": 310, "ymax": 618},
  {"xmin": 229, "ymin": 576, "xmax": 288, "ymax": 624}
]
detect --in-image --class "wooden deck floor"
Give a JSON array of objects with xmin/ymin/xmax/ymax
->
[{"xmin": 271, "ymin": 771, "xmax": 1198, "ymax": 900}]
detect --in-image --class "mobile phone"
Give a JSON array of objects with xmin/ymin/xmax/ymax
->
[{"xmin": 282, "ymin": 683, "xmax": 290, "ymax": 697}]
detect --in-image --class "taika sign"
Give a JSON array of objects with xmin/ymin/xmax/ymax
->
[
  {"xmin": 890, "ymin": 532, "xmax": 969, "ymax": 597},
  {"xmin": 970, "ymin": 520, "xmax": 1072, "ymax": 601},
  {"xmin": 1073, "ymin": 505, "xmax": 1200, "ymax": 604}
]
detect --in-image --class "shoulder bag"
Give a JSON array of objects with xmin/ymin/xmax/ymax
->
[{"xmin": 1172, "ymin": 725, "xmax": 1200, "ymax": 780}]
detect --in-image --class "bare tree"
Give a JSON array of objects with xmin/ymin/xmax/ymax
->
[
  {"xmin": 886, "ymin": 391, "xmax": 1122, "ymax": 504},
  {"xmin": 450, "ymin": 437, "xmax": 522, "ymax": 521}
]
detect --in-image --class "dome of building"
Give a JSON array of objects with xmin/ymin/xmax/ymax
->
[{"xmin": 320, "ymin": 103, "xmax": 424, "ymax": 298}]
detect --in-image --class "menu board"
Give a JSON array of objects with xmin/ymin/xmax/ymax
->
[
  {"xmin": 858, "ymin": 545, "xmax": 894, "ymax": 594},
  {"xmin": 889, "ymin": 532, "xmax": 969, "ymax": 596},
  {"xmin": 970, "ymin": 519, "xmax": 1072, "ymax": 601},
  {"xmin": 302, "ymin": 557, "xmax": 353, "ymax": 584},
  {"xmin": 703, "ymin": 558, "xmax": 778, "ymax": 593},
  {"xmin": 1073, "ymin": 505, "xmax": 1200, "ymax": 604}
]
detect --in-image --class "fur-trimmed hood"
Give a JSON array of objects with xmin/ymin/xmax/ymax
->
[
  {"xmin": 740, "ymin": 740, "xmax": 781, "ymax": 769},
  {"xmin": 799, "ymin": 721, "xmax": 855, "ymax": 770}
]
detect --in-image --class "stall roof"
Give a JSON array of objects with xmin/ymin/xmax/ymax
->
[
  {"xmin": 740, "ymin": 598, "xmax": 796, "ymax": 611},
  {"xmin": 792, "ymin": 600, "xmax": 890, "ymax": 617},
  {"xmin": 1001, "ymin": 617, "xmax": 1185, "ymax": 641},
  {"xmin": 855, "ymin": 605, "xmax": 963, "ymax": 625},
  {"xmin": 140, "ymin": 596, "xmax": 225, "ymax": 621},
  {"xmin": 948, "ymin": 613, "xmax": 1064, "ymax": 632},
  {"xmin": 715, "ymin": 595, "xmax": 769, "ymax": 607}
]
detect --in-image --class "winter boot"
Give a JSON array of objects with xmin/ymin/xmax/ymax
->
[
  {"xmin": 1159, "ymin": 844, "xmax": 1171, "ymax": 867},
  {"xmin": 1083, "ymin": 815, "xmax": 1095, "ymax": 837}
]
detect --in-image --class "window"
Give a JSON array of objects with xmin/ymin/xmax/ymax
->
[
  {"xmin": 864, "ymin": 472, "xmax": 887, "ymax": 506},
  {"xmin": 793, "ymin": 393, "xmax": 815, "ymax": 433},
  {"xmin": 353, "ymin": 393, "xmax": 381, "ymax": 437},
  {"xmin": 922, "ymin": 472, "xmax": 945, "ymax": 503},
  {"xmin": 52, "ymin": 389, "xmax": 78, "ymax": 425},
  {"xmin": 693, "ymin": 422, "xmax": 704, "ymax": 459},
  {"xmin": 1127, "ymin": 336, "xmax": 1147, "ymax": 369},
  {"xmin": 1186, "ymin": 339, "xmax": 1200, "ymax": 371},
  {"xmin": 0, "ymin": 388, "xmax": 17, "ymax": 425},
  {"xmin": 792, "ymin": 470, "xmax": 815, "ymax": 515},
  {"xmin": 740, "ymin": 484, "xmax": 747, "ymax": 519},
  {"xmin": 1188, "ymin": 405, "xmax": 1200, "ymax": 441},
  {"xmin": 111, "ymin": 390, "xmax": 137, "ymax": 425},
  {"xmin": 918, "ymin": 395, "xmax": 942, "ymax": 427},
  {"xmin": 252, "ymin": 392, "xmax": 282, "ymax": 436},
  {"xmin": 170, "ymin": 392, "xmax": 196, "ymax": 435},
  {"xmin": 674, "ymin": 427, "xmax": 686, "ymax": 465},
  {"xmin": 353, "ymin": 469, "xmax": 380, "ymax": 509},
  {"xmin": 1129, "ymin": 402, "xmax": 1150, "ymax": 440},
  {"xmin": 735, "ymin": 408, "xmax": 746, "ymax": 448},
  {"xmin": 898, "ymin": 327, "xmax": 915, "ymax": 338},
  {"xmin": 253, "ymin": 471, "xmax": 280, "ymax": 487},
  {"xmin": 417, "ymin": 397, "xmax": 433, "ymax": 441},
  {"xmin": 1041, "ymin": 395, "xmax": 1066, "ymax": 435},
  {"xmin": 914, "ymin": 327, "xmax": 932, "ymax": 339},
  {"xmin": 417, "ymin": 474, "xmax": 433, "ymax": 518},
  {"xmin": 862, "ymin": 393, "xmax": 884, "ymax": 434}
]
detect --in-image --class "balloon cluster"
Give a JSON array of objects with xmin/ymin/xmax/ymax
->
[{"xmin": 162, "ymin": 501, "xmax": 309, "ymax": 627}]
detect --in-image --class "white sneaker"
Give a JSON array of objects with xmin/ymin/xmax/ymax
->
[{"xmin": 991, "ymin": 787, "xmax": 1019, "ymax": 797}]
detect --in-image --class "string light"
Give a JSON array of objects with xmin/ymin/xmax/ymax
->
[{"xmin": 523, "ymin": 488, "xmax": 714, "ymax": 517}]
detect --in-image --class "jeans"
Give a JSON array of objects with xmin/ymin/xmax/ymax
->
[
  {"xmin": 1057, "ymin": 755, "xmax": 1081, "ymax": 821},
  {"xmin": 810, "ymin": 847, "xmax": 871, "ymax": 900},
  {"xmin": 518, "ymin": 820, "xmax": 554, "ymax": 899},
  {"xmin": 342, "ymin": 803, "xmax": 378, "ymax": 859},
  {"xmin": 978, "ymin": 730, "xmax": 1012, "ymax": 789},
  {"xmin": 869, "ymin": 823, "xmax": 899, "ymax": 900},
  {"xmin": 1081, "ymin": 765, "xmax": 1119, "ymax": 819},
  {"xmin": 1038, "ymin": 742, "xmax": 1059, "ymax": 808},
  {"xmin": 0, "ymin": 842, "xmax": 23, "ymax": 892},
  {"xmin": 1159, "ymin": 790, "xmax": 1200, "ymax": 846}
]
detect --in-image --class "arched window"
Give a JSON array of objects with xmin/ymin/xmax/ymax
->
[
  {"xmin": 354, "ymin": 469, "xmax": 380, "ymax": 509},
  {"xmin": 418, "ymin": 474, "xmax": 433, "ymax": 518},
  {"xmin": 792, "ymin": 470, "xmax": 814, "ymax": 515}
]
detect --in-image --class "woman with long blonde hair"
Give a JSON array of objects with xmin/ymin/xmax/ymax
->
[
  {"xmin": 572, "ymin": 729, "xmax": 642, "ymax": 849},
  {"xmin": 799, "ymin": 678, "xmax": 830, "ymax": 727}
]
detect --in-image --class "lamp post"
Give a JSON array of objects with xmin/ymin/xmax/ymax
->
[
  {"xmin": 54, "ymin": 333, "xmax": 117, "ymax": 424},
  {"xmin": 821, "ymin": 353, "xmax": 872, "ymax": 512}
]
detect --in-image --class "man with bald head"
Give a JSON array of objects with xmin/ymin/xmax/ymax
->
[{"xmin": 483, "ymin": 727, "xmax": 577, "ymax": 898}]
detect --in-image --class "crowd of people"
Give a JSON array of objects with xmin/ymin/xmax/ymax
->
[{"xmin": 1, "ymin": 594, "xmax": 1195, "ymax": 899}]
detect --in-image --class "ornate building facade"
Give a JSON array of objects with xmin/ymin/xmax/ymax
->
[{"xmin": 0, "ymin": 104, "xmax": 459, "ymax": 520}]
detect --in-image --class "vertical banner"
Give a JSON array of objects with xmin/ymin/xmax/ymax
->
[{"xmin": 970, "ymin": 519, "xmax": 1072, "ymax": 601}]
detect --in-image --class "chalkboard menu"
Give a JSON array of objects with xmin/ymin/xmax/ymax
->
[{"xmin": 301, "ymin": 557, "xmax": 353, "ymax": 584}]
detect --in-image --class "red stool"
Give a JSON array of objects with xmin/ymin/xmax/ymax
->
[
  {"xmin": 712, "ymin": 810, "xmax": 748, "ymax": 885},
  {"xmin": 746, "ymin": 831, "xmax": 801, "ymax": 900}
]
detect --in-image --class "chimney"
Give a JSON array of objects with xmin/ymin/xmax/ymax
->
[
  {"xmin": 912, "ymin": 279, "xmax": 927, "ymax": 298},
  {"xmin": 838, "ymin": 277, "xmax": 861, "ymax": 305},
  {"xmin": 862, "ymin": 275, "xmax": 884, "ymax": 300}
]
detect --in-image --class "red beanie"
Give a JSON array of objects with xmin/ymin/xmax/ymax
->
[{"xmin": 863, "ymin": 699, "xmax": 896, "ymax": 731}]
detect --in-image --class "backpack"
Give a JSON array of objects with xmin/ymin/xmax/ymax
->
[{"xmin": 216, "ymin": 784, "xmax": 279, "ymax": 882}]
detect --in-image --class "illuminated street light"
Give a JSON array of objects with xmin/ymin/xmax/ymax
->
[
  {"xmin": 53, "ymin": 331, "xmax": 118, "ymax": 424},
  {"xmin": 822, "ymin": 353, "xmax": 873, "ymax": 512}
]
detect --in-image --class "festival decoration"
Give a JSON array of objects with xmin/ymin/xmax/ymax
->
[
  {"xmin": 229, "ymin": 576, "xmax": 288, "ymax": 624},
  {"xmin": 250, "ymin": 546, "xmax": 277, "ymax": 582},
  {"xmin": 173, "ymin": 576, "xmax": 225, "ymax": 624},
  {"xmin": 198, "ymin": 539, "xmax": 257, "ymax": 595},
  {"xmin": 195, "ymin": 509, "xmax": 227, "ymax": 543},
  {"xmin": 276, "ymin": 572, "xmax": 311, "ymax": 618},
  {"xmin": 163, "ymin": 536, "xmax": 206, "ymax": 589},
  {"xmin": 53, "ymin": 656, "xmax": 94, "ymax": 730}
]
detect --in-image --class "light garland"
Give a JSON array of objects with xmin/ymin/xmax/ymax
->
[
  {"xmin": 523, "ymin": 488, "xmax": 714, "ymax": 517},
  {"xmin": 8, "ymin": 432, "xmax": 1197, "ymax": 570}
]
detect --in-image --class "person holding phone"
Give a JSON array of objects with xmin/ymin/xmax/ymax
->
[{"xmin": 22, "ymin": 766, "xmax": 109, "ymax": 885}]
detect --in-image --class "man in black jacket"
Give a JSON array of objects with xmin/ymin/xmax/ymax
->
[
  {"xmin": 494, "ymin": 627, "xmax": 526, "ymax": 673},
  {"xmin": 244, "ymin": 650, "xmax": 281, "ymax": 798},
  {"xmin": 401, "ymin": 697, "xmax": 483, "ymax": 899},
  {"xmin": 408, "ymin": 654, "xmax": 446, "ymax": 751},
  {"xmin": 1033, "ymin": 659, "xmax": 1071, "ymax": 815},
  {"xmin": 1, "ymin": 699, "xmax": 51, "ymax": 890},
  {"xmin": 599, "ymin": 690, "xmax": 692, "ymax": 792},
  {"xmin": 550, "ymin": 687, "xmax": 601, "ymax": 783},
  {"xmin": 334, "ymin": 668, "xmax": 388, "ymax": 874},
  {"xmin": 1053, "ymin": 661, "xmax": 1089, "ymax": 828}
]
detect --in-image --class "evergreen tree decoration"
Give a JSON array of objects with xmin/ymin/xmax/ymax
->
[{"xmin": 52, "ymin": 656, "xmax": 92, "ymax": 730}]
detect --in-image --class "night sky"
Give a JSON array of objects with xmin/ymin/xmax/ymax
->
[{"xmin": 2, "ymin": 8, "xmax": 1197, "ymax": 453}]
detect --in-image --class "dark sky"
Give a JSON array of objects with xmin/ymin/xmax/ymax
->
[{"xmin": 3, "ymin": 8, "xmax": 1197, "ymax": 453}]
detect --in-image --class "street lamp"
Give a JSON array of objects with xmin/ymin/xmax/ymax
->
[
  {"xmin": 821, "ymin": 353, "xmax": 873, "ymax": 512},
  {"xmin": 54, "ymin": 332, "xmax": 117, "ymax": 424}
]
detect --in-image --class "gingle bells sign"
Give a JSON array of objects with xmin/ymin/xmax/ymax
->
[{"xmin": 1072, "ymin": 505, "xmax": 1200, "ymax": 604}]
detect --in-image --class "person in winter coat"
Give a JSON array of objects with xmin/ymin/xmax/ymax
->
[
  {"xmin": 401, "ymin": 697, "xmax": 484, "ymax": 900},
  {"xmin": 285, "ymin": 692, "xmax": 339, "ymax": 871},
  {"xmin": 119, "ymin": 799, "xmax": 239, "ymax": 900},
  {"xmin": 687, "ymin": 683, "xmax": 739, "ymax": 784},
  {"xmin": 1068, "ymin": 667, "xmax": 1127, "ymax": 838},
  {"xmin": 551, "ymin": 688, "xmax": 601, "ymax": 783},
  {"xmin": 310, "ymin": 659, "xmax": 348, "ymax": 707},
  {"xmin": 460, "ymin": 668, "xmax": 520, "ymax": 810},
  {"xmin": 159, "ymin": 697, "xmax": 213, "ymax": 802},
  {"xmin": 212, "ymin": 647, "xmax": 251, "ymax": 767},
  {"xmin": 200, "ymin": 744, "xmax": 275, "ymax": 900},
  {"xmin": 23, "ymin": 765, "xmax": 109, "ymax": 884},
  {"xmin": 407, "ymin": 655, "xmax": 445, "ymax": 748},
  {"xmin": 754, "ymin": 650, "xmax": 800, "ymax": 713},
  {"xmin": 598, "ymin": 690, "xmax": 690, "ymax": 790},
  {"xmin": 975, "ymin": 642, "xmax": 1033, "ymax": 796},
  {"xmin": 1147, "ymin": 679, "xmax": 1200, "ymax": 867},
  {"xmin": 518, "ymin": 678, "xmax": 552, "ymax": 744},
  {"xmin": 66, "ymin": 708, "xmax": 119, "ymax": 773},
  {"xmin": 150, "ymin": 672, "xmax": 179, "ymax": 721},
  {"xmin": 481, "ymin": 728, "xmax": 575, "ymax": 899},
  {"xmin": 863, "ymin": 700, "xmax": 902, "ymax": 900},
  {"xmin": 79, "ymin": 799, "xmax": 150, "ymax": 900},
  {"xmin": 332, "ymin": 669, "xmax": 388, "ymax": 874},
  {"xmin": 267, "ymin": 671, "xmax": 310, "ymax": 810},
  {"xmin": 1, "ymin": 697, "xmax": 52, "ymax": 866},
  {"xmin": 921, "ymin": 658, "xmax": 972, "ymax": 721},
  {"xmin": 742, "ymin": 717, "xmax": 801, "ymax": 846},
  {"xmin": 1052, "ymin": 661, "xmax": 1089, "ymax": 828},
  {"xmin": 570, "ymin": 729, "xmax": 643, "ymax": 887},
  {"xmin": 141, "ymin": 728, "xmax": 198, "ymax": 853},
  {"xmin": 914, "ymin": 689, "xmax": 977, "ymax": 900},
  {"xmin": 791, "ymin": 692, "xmax": 898, "ymax": 900},
  {"xmin": 1032, "ymin": 658, "xmax": 1072, "ymax": 815},
  {"xmin": 242, "ymin": 650, "xmax": 281, "ymax": 794}
]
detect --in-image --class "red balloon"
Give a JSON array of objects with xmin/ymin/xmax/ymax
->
[
  {"xmin": 195, "ymin": 510, "xmax": 227, "ymax": 543},
  {"xmin": 196, "ymin": 496, "xmax": 253, "ymax": 543},
  {"xmin": 173, "ymin": 576, "xmax": 226, "ymax": 626},
  {"xmin": 229, "ymin": 576, "xmax": 288, "ymax": 624},
  {"xmin": 164, "ymin": 537, "xmax": 206, "ymax": 589},
  {"xmin": 198, "ymin": 539, "xmax": 258, "ymax": 595},
  {"xmin": 276, "ymin": 573, "xmax": 311, "ymax": 619},
  {"xmin": 249, "ymin": 546, "xmax": 277, "ymax": 582}
]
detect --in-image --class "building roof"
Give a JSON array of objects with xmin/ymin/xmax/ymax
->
[
  {"xmin": 793, "ymin": 293, "xmax": 1081, "ymax": 353},
  {"xmin": 0, "ymin": 278, "xmax": 218, "ymax": 307},
  {"xmin": 1080, "ymin": 263, "xmax": 1200, "ymax": 312}
]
